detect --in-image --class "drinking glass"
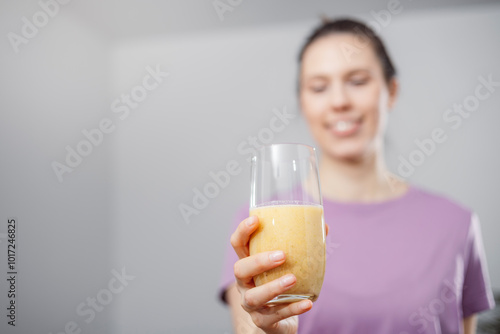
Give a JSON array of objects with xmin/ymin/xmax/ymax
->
[{"xmin": 249, "ymin": 143, "xmax": 326, "ymax": 305}]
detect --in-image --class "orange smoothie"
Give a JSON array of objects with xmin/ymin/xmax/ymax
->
[{"xmin": 249, "ymin": 204, "xmax": 326, "ymax": 302}]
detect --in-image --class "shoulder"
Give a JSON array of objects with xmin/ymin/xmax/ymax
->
[
  {"xmin": 235, "ymin": 203, "xmax": 250, "ymax": 221},
  {"xmin": 409, "ymin": 185, "xmax": 471, "ymax": 213},
  {"xmin": 408, "ymin": 184, "xmax": 474, "ymax": 228},
  {"xmin": 230, "ymin": 203, "xmax": 250, "ymax": 229}
]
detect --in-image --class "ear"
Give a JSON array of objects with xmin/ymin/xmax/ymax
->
[{"xmin": 387, "ymin": 77, "xmax": 399, "ymax": 111}]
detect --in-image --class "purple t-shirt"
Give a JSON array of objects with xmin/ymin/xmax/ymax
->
[{"xmin": 219, "ymin": 186, "xmax": 495, "ymax": 333}]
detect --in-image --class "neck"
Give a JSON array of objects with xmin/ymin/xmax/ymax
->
[{"xmin": 319, "ymin": 150, "xmax": 406, "ymax": 202}]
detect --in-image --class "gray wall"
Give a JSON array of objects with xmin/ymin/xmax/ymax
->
[
  {"xmin": 0, "ymin": 4, "xmax": 114, "ymax": 334},
  {"xmin": 1, "ymin": 1, "xmax": 499, "ymax": 333}
]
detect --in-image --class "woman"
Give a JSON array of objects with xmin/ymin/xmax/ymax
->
[{"xmin": 219, "ymin": 18, "xmax": 495, "ymax": 334}]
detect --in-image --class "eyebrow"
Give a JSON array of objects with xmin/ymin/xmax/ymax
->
[{"xmin": 303, "ymin": 69, "xmax": 372, "ymax": 81}]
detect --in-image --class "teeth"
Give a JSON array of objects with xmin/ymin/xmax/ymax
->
[{"xmin": 334, "ymin": 120, "xmax": 355, "ymax": 132}]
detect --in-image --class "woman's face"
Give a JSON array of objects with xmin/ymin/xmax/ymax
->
[{"xmin": 299, "ymin": 33, "xmax": 397, "ymax": 162}]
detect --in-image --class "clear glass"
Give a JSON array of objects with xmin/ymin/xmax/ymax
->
[{"xmin": 249, "ymin": 143, "xmax": 326, "ymax": 305}]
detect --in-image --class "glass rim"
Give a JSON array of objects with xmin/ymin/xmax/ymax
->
[{"xmin": 254, "ymin": 142, "xmax": 317, "ymax": 152}]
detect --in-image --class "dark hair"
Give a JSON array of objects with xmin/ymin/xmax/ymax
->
[{"xmin": 298, "ymin": 17, "xmax": 397, "ymax": 85}]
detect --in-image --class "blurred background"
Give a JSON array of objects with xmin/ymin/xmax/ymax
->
[{"xmin": 0, "ymin": 0, "xmax": 499, "ymax": 333}]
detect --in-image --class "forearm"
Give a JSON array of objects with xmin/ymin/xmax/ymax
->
[
  {"xmin": 462, "ymin": 314, "xmax": 477, "ymax": 334},
  {"xmin": 227, "ymin": 283, "xmax": 268, "ymax": 334}
]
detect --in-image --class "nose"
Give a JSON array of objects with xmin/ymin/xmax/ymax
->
[{"xmin": 329, "ymin": 83, "xmax": 351, "ymax": 112}]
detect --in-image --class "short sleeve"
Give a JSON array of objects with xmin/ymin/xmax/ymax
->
[
  {"xmin": 218, "ymin": 205, "xmax": 249, "ymax": 304},
  {"xmin": 461, "ymin": 213, "xmax": 496, "ymax": 318}
]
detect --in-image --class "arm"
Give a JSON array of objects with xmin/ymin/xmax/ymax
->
[
  {"xmin": 460, "ymin": 214, "xmax": 495, "ymax": 333},
  {"xmin": 462, "ymin": 314, "xmax": 477, "ymax": 334}
]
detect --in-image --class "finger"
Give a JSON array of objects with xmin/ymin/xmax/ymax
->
[
  {"xmin": 230, "ymin": 216, "xmax": 259, "ymax": 259},
  {"xmin": 241, "ymin": 274, "xmax": 296, "ymax": 310},
  {"xmin": 325, "ymin": 223, "xmax": 329, "ymax": 236},
  {"xmin": 251, "ymin": 300, "xmax": 313, "ymax": 330},
  {"xmin": 234, "ymin": 250, "xmax": 286, "ymax": 287}
]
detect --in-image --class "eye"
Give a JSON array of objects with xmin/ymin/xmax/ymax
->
[
  {"xmin": 310, "ymin": 85, "xmax": 327, "ymax": 93},
  {"xmin": 349, "ymin": 77, "xmax": 369, "ymax": 86}
]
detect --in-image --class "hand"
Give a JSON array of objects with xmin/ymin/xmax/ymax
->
[{"xmin": 230, "ymin": 216, "xmax": 329, "ymax": 334}]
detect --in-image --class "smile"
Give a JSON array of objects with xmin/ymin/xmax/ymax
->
[{"xmin": 328, "ymin": 118, "xmax": 362, "ymax": 137}]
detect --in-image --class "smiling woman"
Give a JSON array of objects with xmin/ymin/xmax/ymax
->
[{"xmin": 219, "ymin": 17, "xmax": 496, "ymax": 334}]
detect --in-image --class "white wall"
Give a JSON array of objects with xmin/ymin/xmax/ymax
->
[{"xmin": 109, "ymin": 4, "xmax": 500, "ymax": 333}]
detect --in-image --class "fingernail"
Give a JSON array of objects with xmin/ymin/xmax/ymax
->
[
  {"xmin": 269, "ymin": 251, "xmax": 284, "ymax": 262},
  {"xmin": 246, "ymin": 216, "xmax": 256, "ymax": 227},
  {"xmin": 280, "ymin": 274, "xmax": 295, "ymax": 287}
]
